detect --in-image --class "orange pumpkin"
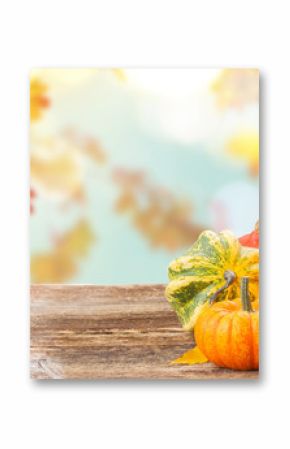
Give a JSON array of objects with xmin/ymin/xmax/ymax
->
[{"xmin": 194, "ymin": 277, "xmax": 259, "ymax": 370}]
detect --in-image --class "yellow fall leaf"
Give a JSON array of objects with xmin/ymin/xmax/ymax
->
[
  {"xmin": 227, "ymin": 132, "xmax": 259, "ymax": 176},
  {"xmin": 58, "ymin": 220, "xmax": 95, "ymax": 258},
  {"xmin": 31, "ymin": 220, "xmax": 95, "ymax": 283},
  {"xmin": 30, "ymin": 78, "xmax": 50, "ymax": 122},
  {"xmin": 31, "ymin": 252, "xmax": 76, "ymax": 283},
  {"xmin": 112, "ymin": 68, "xmax": 127, "ymax": 81},
  {"xmin": 171, "ymin": 346, "xmax": 208, "ymax": 365}
]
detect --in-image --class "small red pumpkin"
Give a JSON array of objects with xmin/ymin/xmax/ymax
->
[{"xmin": 239, "ymin": 221, "xmax": 259, "ymax": 248}]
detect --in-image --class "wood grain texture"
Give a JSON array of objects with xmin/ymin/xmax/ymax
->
[{"xmin": 31, "ymin": 284, "xmax": 258, "ymax": 380}]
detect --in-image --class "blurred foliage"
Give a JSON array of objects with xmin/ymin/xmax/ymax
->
[
  {"xmin": 30, "ymin": 188, "xmax": 37, "ymax": 214},
  {"xmin": 227, "ymin": 132, "xmax": 259, "ymax": 176},
  {"xmin": 113, "ymin": 168, "xmax": 204, "ymax": 251},
  {"xmin": 62, "ymin": 129, "xmax": 107, "ymax": 165},
  {"xmin": 212, "ymin": 69, "xmax": 259, "ymax": 109},
  {"xmin": 31, "ymin": 135, "xmax": 85, "ymax": 202},
  {"xmin": 30, "ymin": 78, "xmax": 50, "ymax": 122},
  {"xmin": 30, "ymin": 68, "xmax": 259, "ymax": 283},
  {"xmin": 111, "ymin": 68, "xmax": 127, "ymax": 82},
  {"xmin": 31, "ymin": 220, "xmax": 95, "ymax": 283},
  {"xmin": 31, "ymin": 130, "xmax": 107, "ymax": 203}
]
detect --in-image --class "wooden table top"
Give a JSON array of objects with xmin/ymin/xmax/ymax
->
[{"xmin": 30, "ymin": 284, "xmax": 258, "ymax": 380}]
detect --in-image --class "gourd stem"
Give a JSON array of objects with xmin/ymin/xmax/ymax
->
[
  {"xmin": 209, "ymin": 270, "xmax": 236, "ymax": 304},
  {"xmin": 241, "ymin": 277, "xmax": 253, "ymax": 312}
]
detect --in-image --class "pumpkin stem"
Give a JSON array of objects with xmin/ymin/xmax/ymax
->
[
  {"xmin": 209, "ymin": 270, "xmax": 236, "ymax": 304},
  {"xmin": 241, "ymin": 277, "xmax": 253, "ymax": 312}
]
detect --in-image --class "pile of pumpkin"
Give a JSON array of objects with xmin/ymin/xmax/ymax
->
[{"xmin": 165, "ymin": 222, "xmax": 259, "ymax": 371}]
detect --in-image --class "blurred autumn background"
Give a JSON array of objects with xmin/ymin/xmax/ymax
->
[{"xmin": 30, "ymin": 68, "xmax": 259, "ymax": 284}]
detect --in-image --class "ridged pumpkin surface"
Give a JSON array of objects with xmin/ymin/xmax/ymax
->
[
  {"xmin": 165, "ymin": 230, "xmax": 259, "ymax": 330},
  {"xmin": 194, "ymin": 299, "xmax": 259, "ymax": 370}
]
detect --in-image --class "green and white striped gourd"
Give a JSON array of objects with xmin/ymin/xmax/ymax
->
[{"xmin": 165, "ymin": 230, "xmax": 259, "ymax": 330}]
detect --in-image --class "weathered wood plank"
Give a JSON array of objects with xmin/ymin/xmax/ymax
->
[{"xmin": 30, "ymin": 284, "xmax": 258, "ymax": 380}]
